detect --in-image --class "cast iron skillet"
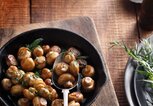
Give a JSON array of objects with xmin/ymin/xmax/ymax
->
[{"xmin": 0, "ymin": 28, "xmax": 107, "ymax": 106}]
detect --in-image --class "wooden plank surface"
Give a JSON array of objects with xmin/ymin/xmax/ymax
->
[
  {"xmin": 31, "ymin": 0, "xmax": 139, "ymax": 105},
  {"xmin": 0, "ymin": 17, "xmax": 119, "ymax": 106},
  {"xmin": 0, "ymin": 0, "xmax": 30, "ymax": 28}
]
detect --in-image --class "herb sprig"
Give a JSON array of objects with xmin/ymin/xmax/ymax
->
[{"xmin": 111, "ymin": 39, "xmax": 153, "ymax": 83}]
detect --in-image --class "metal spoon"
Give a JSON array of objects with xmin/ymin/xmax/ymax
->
[{"xmin": 52, "ymin": 53, "xmax": 79, "ymax": 106}]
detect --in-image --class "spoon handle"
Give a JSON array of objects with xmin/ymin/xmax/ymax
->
[{"xmin": 62, "ymin": 89, "xmax": 69, "ymax": 106}]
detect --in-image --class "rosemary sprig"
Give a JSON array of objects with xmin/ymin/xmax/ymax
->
[
  {"xmin": 26, "ymin": 38, "xmax": 43, "ymax": 51},
  {"xmin": 111, "ymin": 39, "xmax": 153, "ymax": 84}
]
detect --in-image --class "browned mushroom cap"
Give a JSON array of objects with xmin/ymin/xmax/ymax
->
[
  {"xmin": 52, "ymin": 99, "xmax": 63, "ymax": 106},
  {"xmin": 44, "ymin": 78, "xmax": 52, "ymax": 86},
  {"xmin": 46, "ymin": 51, "xmax": 59, "ymax": 65},
  {"xmin": 81, "ymin": 77, "xmax": 95, "ymax": 92},
  {"xmin": 6, "ymin": 65, "xmax": 19, "ymax": 78},
  {"xmin": 6, "ymin": 54, "xmax": 18, "ymax": 66},
  {"xmin": 23, "ymin": 87, "xmax": 37, "ymax": 100},
  {"xmin": 50, "ymin": 45, "xmax": 61, "ymax": 53},
  {"xmin": 69, "ymin": 60, "xmax": 79, "ymax": 76},
  {"xmin": 39, "ymin": 87, "xmax": 50, "ymax": 99},
  {"xmin": 33, "ymin": 79, "xmax": 46, "ymax": 91},
  {"xmin": 68, "ymin": 92, "xmax": 84, "ymax": 103},
  {"xmin": 33, "ymin": 97, "xmax": 47, "ymax": 106},
  {"xmin": 34, "ymin": 56, "xmax": 46, "ymax": 69},
  {"xmin": 63, "ymin": 81, "xmax": 74, "ymax": 88},
  {"xmin": 48, "ymin": 88, "xmax": 58, "ymax": 101},
  {"xmin": 42, "ymin": 45, "xmax": 50, "ymax": 54},
  {"xmin": 68, "ymin": 100, "xmax": 80, "ymax": 106},
  {"xmin": 33, "ymin": 46, "xmax": 44, "ymax": 57},
  {"xmin": 57, "ymin": 73, "xmax": 75, "ymax": 87},
  {"xmin": 11, "ymin": 84, "xmax": 24, "ymax": 96},
  {"xmin": 1, "ymin": 78, "xmax": 12, "ymax": 91},
  {"xmin": 82, "ymin": 65, "xmax": 95, "ymax": 77},
  {"xmin": 21, "ymin": 57, "xmax": 35, "ymax": 71},
  {"xmin": 18, "ymin": 98, "xmax": 30, "ymax": 106},
  {"xmin": 11, "ymin": 70, "xmax": 25, "ymax": 84},
  {"xmin": 63, "ymin": 52, "xmax": 76, "ymax": 64},
  {"xmin": 67, "ymin": 47, "xmax": 81, "ymax": 57},
  {"xmin": 17, "ymin": 47, "xmax": 31, "ymax": 61},
  {"xmin": 40, "ymin": 68, "xmax": 52, "ymax": 80},
  {"xmin": 54, "ymin": 62, "xmax": 69, "ymax": 76}
]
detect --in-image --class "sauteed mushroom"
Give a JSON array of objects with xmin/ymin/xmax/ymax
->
[
  {"xmin": 6, "ymin": 54, "xmax": 18, "ymax": 66},
  {"xmin": 33, "ymin": 46, "xmax": 44, "ymax": 57},
  {"xmin": 46, "ymin": 51, "xmax": 59, "ymax": 65},
  {"xmin": 18, "ymin": 98, "xmax": 30, "ymax": 106},
  {"xmin": 69, "ymin": 60, "xmax": 79, "ymax": 76},
  {"xmin": 33, "ymin": 97, "xmax": 47, "ymax": 106},
  {"xmin": 52, "ymin": 99, "xmax": 63, "ymax": 106},
  {"xmin": 81, "ymin": 77, "xmax": 95, "ymax": 92},
  {"xmin": 34, "ymin": 56, "xmax": 46, "ymax": 69},
  {"xmin": 17, "ymin": 47, "xmax": 31, "ymax": 61},
  {"xmin": 63, "ymin": 52, "xmax": 76, "ymax": 64},
  {"xmin": 41, "ymin": 68, "xmax": 52, "ymax": 80},
  {"xmin": 57, "ymin": 73, "xmax": 75, "ymax": 87},
  {"xmin": 11, "ymin": 84, "xmax": 24, "ymax": 96},
  {"xmin": 67, "ymin": 47, "xmax": 81, "ymax": 57},
  {"xmin": 1, "ymin": 78, "xmax": 12, "ymax": 90},
  {"xmin": 82, "ymin": 65, "xmax": 95, "ymax": 77},
  {"xmin": 68, "ymin": 92, "xmax": 84, "ymax": 103},
  {"xmin": 23, "ymin": 87, "xmax": 37, "ymax": 100},
  {"xmin": 68, "ymin": 100, "xmax": 80, "ymax": 106},
  {"xmin": 50, "ymin": 45, "xmax": 61, "ymax": 53},
  {"xmin": 54, "ymin": 62, "xmax": 69, "ymax": 76},
  {"xmin": 21, "ymin": 57, "xmax": 35, "ymax": 71},
  {"xmin": 42, "ymin": 45, "xmax": 50, "ymax": 54}
]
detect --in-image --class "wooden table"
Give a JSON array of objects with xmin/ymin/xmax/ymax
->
[{"xmin": 1, "ymin": 0, "xmax": 153, "ymax": 106}]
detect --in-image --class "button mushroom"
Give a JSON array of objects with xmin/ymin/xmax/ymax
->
[
  {"xmin": 57, "ymin": 73, "xmax": 75, "ymax": 87},
  {"xmin": 21, "ymin": 57, "xmax": 35, "ymax": 71},
  {"xmin": 52, "ymin": 99, "xmax": 63, "ymax": 106},
  {"xmin": 82, "ymin": 65, "xmax": 95, "ymax": 77},
  {"xmin": 63, "ymin": 52, "xmax": 76, "ymax": 64},
  {"xmin": 6, "ymin": 65, "xmax": 19, "ymax": 78},
  {"xmin": 67, "ymin": 47, "xmax": 81, "ymax": 57},
  {"xmin": 33, "ymin": 97, "xmax": 47, "ymax": 106},
  {"xmin": 68, "ymin": 100, "xmax": 80, "ymax": 106},
  {"xmin": 69, "ymin": 60, "xmax": 79, "ymax": 76},
  {"xmin": 33, "ymin": 46, "xmax": 44, "ymax": 57},
  {"xmin": 17, "ymin": 47, "xmax": 31, "ymax": 61},
  {"xmin": 46, "ymin": 51, "xmax": 59, "ymax": 65},
  {"xmin": 6, "ymin": 54, "xmax": 18, "ymax": 66},
  {"xmin": 1, "ymin": 78, "xmax": 12, "ymax": 90},
  {"xmin": 50, "ymin": 45, "xmax": 61, "ymax": 53},
  {"xmin": 81, "ymin": 77, "xmax": 95, "ymax": 92},
  {"xmin": 23, "ymin": 87, "xmax": 37, "ymax": 100},
  {"xmin": 68, "ymin": 92, "xmax": 84, "ymax": 103},
  {"xmin": 40, "ymin": 68, "xmax": 52, "ymax": 80},
  {"xmin": 34, "ymin": 56, "xmax": 46, "ymax": 69},
  {"xmin": 18, "ymin": 98, "xmax": 30, "ymax": 106},
  {"xmin": 11, "ymin": 84, "xmax": 24, "ymax": 96},
  {"xmin": 54, "ymin": 62, "xmax": 69, "ymax": 76},
  {"xmin": 42, "ymin": 45, "xmax": 50, "ymax": 54}
]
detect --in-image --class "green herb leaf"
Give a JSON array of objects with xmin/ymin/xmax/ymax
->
[{"xmin": 27, "ymin": 38, "xmax": 43, "ymax": 51}]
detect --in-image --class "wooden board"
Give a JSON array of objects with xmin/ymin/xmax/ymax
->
[{"xmin": 0, "ymin": 17, "xmax": 119, "ymax": 106}]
